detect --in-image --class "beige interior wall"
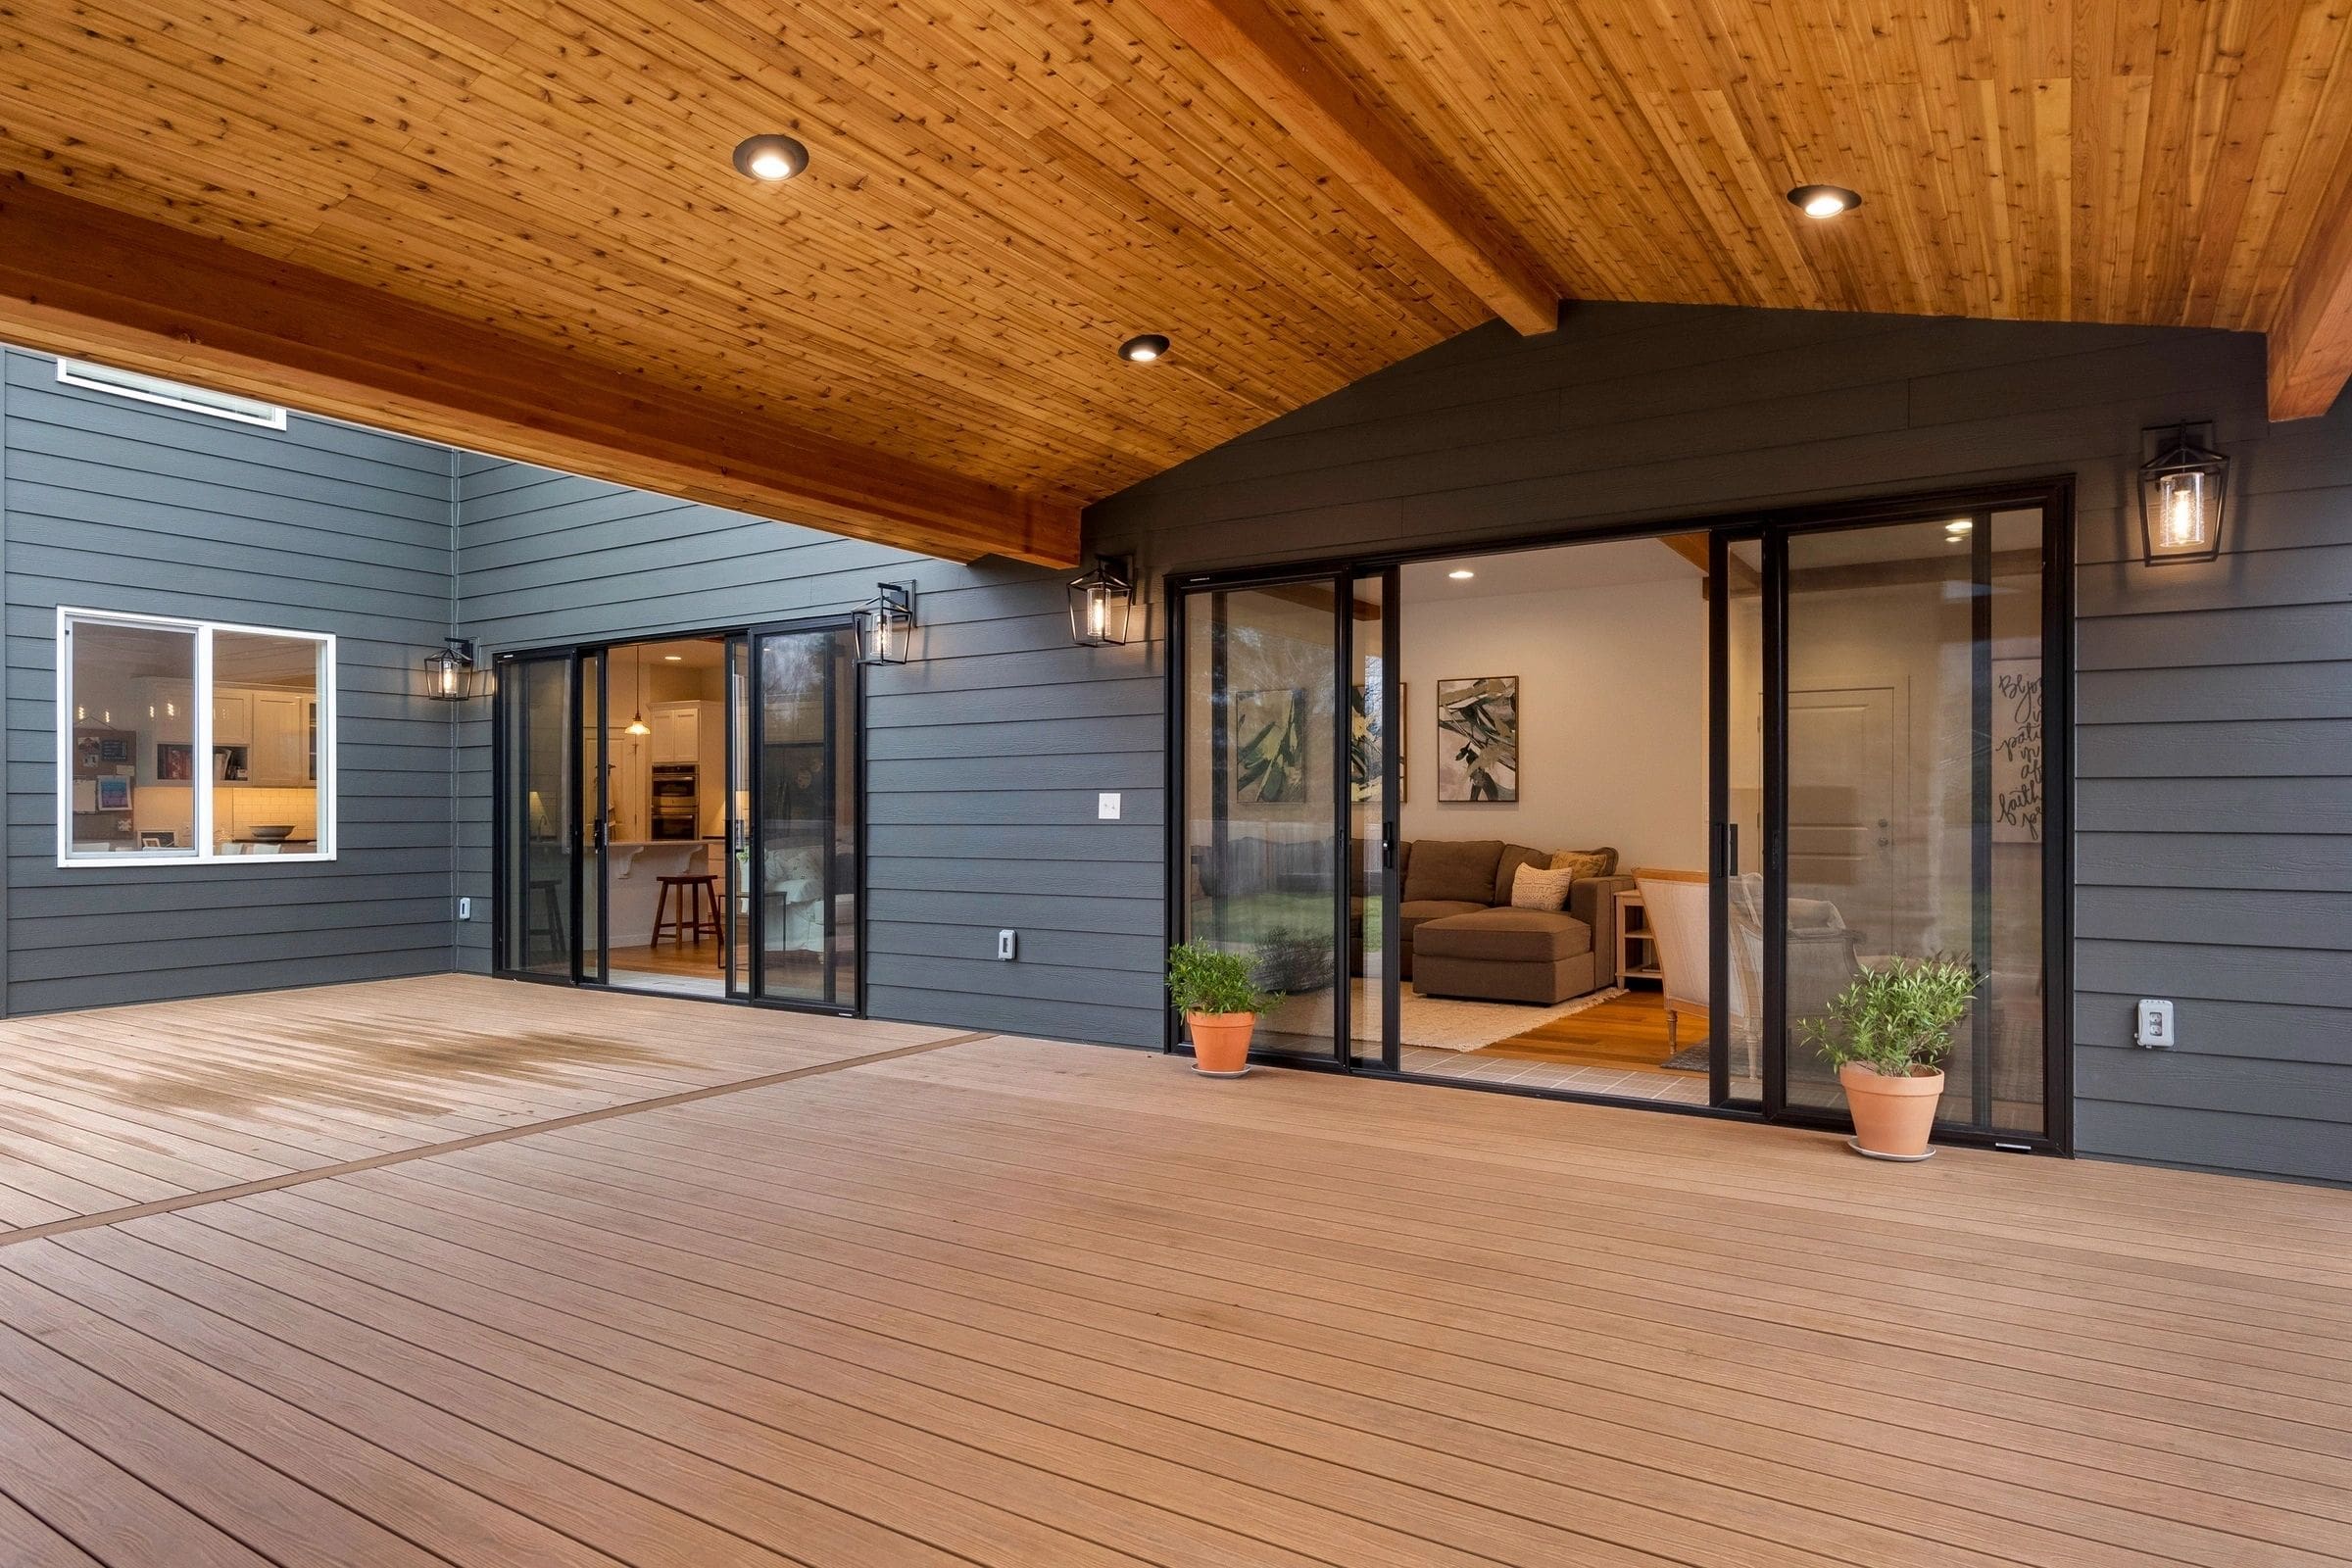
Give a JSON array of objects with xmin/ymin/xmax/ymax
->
[{"xmin": 1399, "ymin": 575, "xmax": 1708, "ymax": 871}]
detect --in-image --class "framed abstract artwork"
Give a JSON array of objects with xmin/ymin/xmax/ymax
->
[
  {"xmin": 1436, "ymin": 676, "xmax": 1518, "ymax": 802},
  {"xmin": 1234, "ymin": 687, "xmax": 1307, "ymax": 803}
]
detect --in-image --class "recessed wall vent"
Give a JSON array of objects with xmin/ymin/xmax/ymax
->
[{"xmin": 56, "ymin": 359, "xmax": 288, "ymax": 429}]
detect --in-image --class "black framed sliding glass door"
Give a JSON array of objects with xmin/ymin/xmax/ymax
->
[
  {"xmin": 495, "ymin": 623, "xmax": 862, "ymax": 1014},
  {"xmin": 749, "ymin": 623, "xmax": 860, "ymax": 1011},
  {"xmin": 1176, "ymin": 575, "xmax": 1353, "ymax": 1064},
  {"xmin": 1769, "ymin": 504, "xmax": 2056, "ymax": 1143}
]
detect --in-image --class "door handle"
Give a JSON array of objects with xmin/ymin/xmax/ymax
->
[
  {"xmin": 1723, "ymin": 821, "xmax": 1740, "ymax": 876},
  {"xmin": 1381, "ymin": 820, "xmax": 1396, "ymax": 869}
]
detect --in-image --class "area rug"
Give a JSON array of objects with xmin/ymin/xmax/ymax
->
[
  {"xmin": 1351, "ymin": 985, "xmax": 1628, "ymax": 1054},
  {"xmin": 1660, "ymin": 1040, "xmax": 1713, "ymax": 1073}
]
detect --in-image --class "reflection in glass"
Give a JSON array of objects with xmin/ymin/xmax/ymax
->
[
  {"xmin": 1348, "ymin": 576, "xmax": 1388, "ymax": 1066},
  {"xmin": 757, "ymin": 627, "xmax": 858, "ymax": 1006},
  {"xmin": 1719, "ymin": 539, "xmax": 1765, "ymax": 1102},
  {"xmin": 209, "ymin": 631, "xmax": 325, "ymax": 854},
  {"xmin": 1183, "ymin": 583, "xmax": 1340, "ymax": 1060},
  {"xmin": 501, "ymin": 657, "xmax": 575, "ymax": 977},
  {"xmin": 1780, "ymin": 510, "xmax": 2046, "ymax": 1136},
  {"xmin": 66, "ymin": 619, "xmax": 198, "ymax": 858}
]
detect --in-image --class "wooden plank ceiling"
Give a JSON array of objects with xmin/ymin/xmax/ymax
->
[{"xmin": 2, "ymin": 1, "xmax": 2350, "ymax": 564}]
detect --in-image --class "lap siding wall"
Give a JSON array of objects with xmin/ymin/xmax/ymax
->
[{"xmin": 4, "ymin": 297, "xmax": 2345, "ymax": 1186}]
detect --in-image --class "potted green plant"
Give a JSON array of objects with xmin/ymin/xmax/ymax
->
[
  {"xmin": 1167, "ymin": 942, "xmax": 1278, "ymax": 1077},
  {"xmin": 1801, "ymin": 956, "xmax": 1979, "ymax": 1160}
]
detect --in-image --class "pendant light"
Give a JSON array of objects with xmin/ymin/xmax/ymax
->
[{"xmin": 625, "ymin": 646, "xmax": 652, "ymax": 736}]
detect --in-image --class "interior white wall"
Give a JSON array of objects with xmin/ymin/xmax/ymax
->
[{"xmin": 1399, "ymin": 575, "xmax": 1708, "ymax": 871}]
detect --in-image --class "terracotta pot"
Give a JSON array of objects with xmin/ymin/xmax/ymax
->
[
  {"xmin": 1838, "ymin": 1061, "xmax": 1944, "ymax": 1158},
  {"xmin": 1185, "ymin": 1011, "xmax": 1256, "ymax": 1077}
]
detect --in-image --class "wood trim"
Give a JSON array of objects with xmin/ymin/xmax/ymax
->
[
  {"xmin": 0, "ymin": 181, "xmax": 1079, "ymax": 566},
  {"xmin": 1126, "ymin": 0, "xmax": 1560, "ymax": 335},
  {"xmin": 2266, "ymin": 140, "xmax": 2352, "ymax": 421}
]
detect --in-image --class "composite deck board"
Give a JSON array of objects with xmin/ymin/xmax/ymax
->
[
  {"xmin": 0, "ymin": 974, "xmax": 964, "ymax": 1233},
  {"xmin": 0, "ymin": 985, "xmax": 2343, "ymax": 1565}
]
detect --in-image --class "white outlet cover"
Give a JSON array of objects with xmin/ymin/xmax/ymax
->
[{"xmin": 1098, "ymin": 792, "xmax": 1121, "ymax": 820}]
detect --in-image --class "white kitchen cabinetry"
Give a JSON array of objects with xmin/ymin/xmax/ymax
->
[
  {"xmin": 211, "ymin": 691, "xmax": 253, "ymax": 746},
  {"xmin": 650, "ymin": 702, "xmax": 700, "ymax": 764},
  {"xmin": 251, "ymin": 692, "xmax": 310, "ymax": 785}
]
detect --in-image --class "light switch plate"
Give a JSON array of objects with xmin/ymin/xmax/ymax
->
[
  {"xmin": 1098, "ymin": 792, "xmax": 1121, "ymax": 820},
  {"xmin": 997, "ymin": 929, "xmax": 1017, "ymax": 961},
  {"xmin": 457, "ymin": 896, "xmax": 472, "ymax": 920},
  {"xmin": 2134, "ymin": 999, "xmax": 2175, "ymax": 1049}
]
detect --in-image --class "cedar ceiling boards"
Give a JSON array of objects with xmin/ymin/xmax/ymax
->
[{"xmin": 2, "ymin": 1, "xmax": 2350, "ymax": 564}]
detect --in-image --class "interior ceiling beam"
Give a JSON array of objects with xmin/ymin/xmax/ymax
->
[
  {"xmin": 2267, "ymin": 146, "xmax": 2352, "ymax": 421},
  {"xmin": 1126, "ymin": 0, "xmax": 1560, "ymax": 335},
  {"xmin": 0, "ymin": 180, "xmax": 1078, "ymax": 567}
]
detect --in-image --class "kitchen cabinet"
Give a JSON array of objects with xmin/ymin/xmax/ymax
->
[
  {"xmin": 650, "ymin": 702, "xmax": 700, "ymax": 763},
  {"xmin": 212, "ymin": 692, "xmax": 253, "ymax": 746},
  {"xmin": 251, "ymin": 692, "xmax": 310, "ymax": 785}
]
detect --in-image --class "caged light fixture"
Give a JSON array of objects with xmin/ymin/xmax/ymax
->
[
  {"xmin": 423, "ymin": 638, "xmax": 479, "ymax": 702},
  {"xmin": 1067, "ymin": 555, "xmax": 1135, "ymax": 647},
  {"xmin": 854, "ymin": 582, "xmax": 918, "ymax": 665},
  {"xmin": 2138, "ymin": 423, "xmax": 2230, "ymax": 564}
]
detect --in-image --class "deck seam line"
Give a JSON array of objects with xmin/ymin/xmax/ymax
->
[{"xmin": 0, "ymin": 1031, "xmax": 996, "ymax": 1250}]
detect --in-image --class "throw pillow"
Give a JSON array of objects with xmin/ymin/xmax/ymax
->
[
  {"xmin": 1551, "ymin": 848, "xmax": 1615, "ymax": 881},
  {"xmin": 1511, "ymin": 862, "xmax": 1576, "ymax": 911}
]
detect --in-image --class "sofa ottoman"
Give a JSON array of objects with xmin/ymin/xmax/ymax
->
[{"xmin": 1412, "ymin": 907, "xmax": 1597, "ymax": 1005}]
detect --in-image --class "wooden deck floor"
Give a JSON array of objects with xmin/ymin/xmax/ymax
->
[
  {"xmin": 0, "ymin": 976, "xmax": 966, "ymax": 1238},
  {"xmin": 1, "ymin": 980, "xmax": 2348, "ymax": 1566}
]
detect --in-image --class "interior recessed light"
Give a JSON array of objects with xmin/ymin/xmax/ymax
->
[
  {"xmin": 1945, "ymin": 518, "xmax": 1974, "ymax": 534},
  {"xmin": 1118, "ymin": 333, "xmax": 1171, "ymax": 363},
  {"xmin": 662, "ymin": 654, "xmax": 684, "ymax": 661},
  {"xmin": 1788, "ymin": 183, "xmax": 1861, "ymax": 220},
  {"xmin": 1447, "ymin": 568, "xmax": 1476, "ymax": 580},
  {"xmin": 732, "ymin": 133, "xmax": 809, "ymax": 182}
]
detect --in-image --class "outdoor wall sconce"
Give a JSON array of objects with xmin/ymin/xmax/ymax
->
[
  {"xmin": 423, "ymin": 637, "xmax": 479, "ymax": 702},
  {"xmin": 1068, "ymin": 554, "xmax": 1135, "ymax": 647},
  {"xmin": 854, "ymin": 582, "xmax": 917, "ymax": 665},
  {"xmin": 2138, "ymin": 423, "xmax": 2230, "ymax": 564}
]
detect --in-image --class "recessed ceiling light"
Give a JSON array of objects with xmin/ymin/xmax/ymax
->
[
  {"xmin": 662, "ymin": 654, "xmax": 684, "ymax": 662},
  {"xmin": 1945, "ymin": 518, "xmax": 1973, "ymax": 534},
  {"xmin": 732, "ymin": 133, "xmax": 808, "ymax": 182},
  {"xmin": 1447, "ymin": 568, "xmax": 1476, "ymax": 580},
  {"xmin": 1788, "ymin": 183, "xmax": 1861, "ymax": 220},
  {"xmin": 1118, "ymin": 333, "xmax": 1171, "ymax": 363}
]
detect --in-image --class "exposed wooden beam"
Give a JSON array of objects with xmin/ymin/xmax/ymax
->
[
  {"xmin": 2267, "ymin": 144, "xmax": 2352, "ymax": 421},
  {"xmin": 1126, "ymin": 0, "xmax": 1560, "ymax": 335},
  {"xmin": 0, "ymin": 180, "xmax": 1078, "ymax": 566}
]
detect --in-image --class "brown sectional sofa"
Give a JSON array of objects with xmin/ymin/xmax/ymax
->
[{"xmin": 1395, "ymin": 838, "xmax": 1634, "ymax": 1005}]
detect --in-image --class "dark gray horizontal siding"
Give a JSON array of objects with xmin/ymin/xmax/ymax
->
[
  {"xmin": 1, "ymin": 347, "xmax": 458, "ymax": 1014},
  {"xmin": 1091, "ymin": 300, "xmax": 2349, "ymax": 1184},
  {"xmin": 453, "ymin": 465, "xmax": 1160, "ymax": 1038}
]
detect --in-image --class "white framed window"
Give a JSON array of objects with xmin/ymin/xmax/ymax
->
[
  {"xmin": 58, "ymin": 609, "xmax": 335, "ymax": 866},
  {"xmin": 56, "ymin": 359, "xmax": 288, "ymax": 429}
]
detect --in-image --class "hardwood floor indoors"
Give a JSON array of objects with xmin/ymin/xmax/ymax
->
[
  {"xmin": 1400, "ymin": 990, "xmax": 1721, "ymax": 1104},
  {"xmin": 0, "ymin": 975, "xmax": 2345, "ymax": 1567}
]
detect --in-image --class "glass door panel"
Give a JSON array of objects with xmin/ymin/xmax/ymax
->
[
  {"xmin": 1180, "ymin": 579, "xmax": 1344, "ymax": 1062},
  {"xmin": 1778, "ymin": 509, "xmax": 2048, "ymax": 1138},
  {"xmin": 753, "ymin": 625, "xmax": 858, "ymax": 1008},
  {"xmin": 1348, "ymin": 571, "xmax": 1395, "ymax": 1068},
  {"xmin": 498, "ymin": 653, "xmax": 578, "ymax": 978},
  {"xmin": 1715, "ymin": 533, "xmax": 1766, "ymax": 1105},
  {"xmin": 578, "ymin": 650, "xmax": 607, "ymax": 984},
  {"xmin": 724, "ymin": 634, "xmax": 753, "ymax": 999}
]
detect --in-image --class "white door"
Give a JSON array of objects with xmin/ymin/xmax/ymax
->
[{"xmin": 1786, "ymin": 685, "xmax": 1899, "ymax": 953}]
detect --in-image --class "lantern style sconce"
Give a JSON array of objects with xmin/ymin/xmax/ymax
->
[
  {"xmin": 2138, "ymin": 423, "xmax": 2229, "ymax": 564},
  {"xmin": 1068, "ymin": 554, "xmax": 1135, "ymax": 647},
  {"xmin": 423, "ymin": 637, "xmax": 479, "ymax": 702},
  {"xmin": 854, "ymin": 581, "xmax": 917, "ymax": 666}
]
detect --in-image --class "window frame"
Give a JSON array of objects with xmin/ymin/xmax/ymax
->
[{"xmin": 56, "ymin": 607, "xmax": 337, "ymax": 868}]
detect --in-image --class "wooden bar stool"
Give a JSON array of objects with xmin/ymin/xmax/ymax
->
[{"xmin": 651, "ymin": 873, "xmax": 721, "ymax": 946}]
